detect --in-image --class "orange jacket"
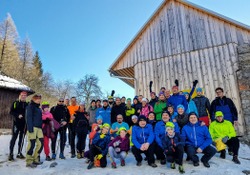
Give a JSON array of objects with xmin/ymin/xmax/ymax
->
[{"xmin": 67, "ymin": 105, "xmax": 79, "ymax": 123}]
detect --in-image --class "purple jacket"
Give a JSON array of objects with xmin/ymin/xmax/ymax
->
[{"xmin": 108, "ymin": 136, "xmax": 130, "ymax": 152}]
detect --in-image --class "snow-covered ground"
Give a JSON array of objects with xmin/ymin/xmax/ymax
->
[{"xmin": 0, "ymin": 134, "xmax": 250, "ymax": 175}]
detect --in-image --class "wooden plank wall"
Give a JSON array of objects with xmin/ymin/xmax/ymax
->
[{"xmin": 113, "ymin": 1, "xmax": 250, "ymax": 71}]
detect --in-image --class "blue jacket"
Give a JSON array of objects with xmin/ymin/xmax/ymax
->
[
  {"xmin": 96, "ymin": 107, "xmax": 111, "ymax": 125},
  {"xmin": 168, "ymin": 93, "xmax": 188, "ymax": 112},
  {"xmin": 132, "ymin": 124, "xmax": 155, "ymax": 149},
  {"xmin": 181, "ymin": 122, "xmax": 212, "ymax": 151},
  {"xmin": 154, "ymin": 120, "xmax": 180, "ymax": 149},
  {"xmin": 92, "ymin": 132, "xmax": 111, "ymax": 156},
  {"xmin": 26, "ymin": 101, "xmax": 43, "ymax": 133},
  {"xmin": 186, "ymin": 100, "xmax": 199, "ymax": 117}
]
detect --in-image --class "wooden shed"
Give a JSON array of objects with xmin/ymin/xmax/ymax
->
[
  {"xmin": 0, "ymin": 73, "xmax": 34, "ymax": 128},
  {"xmin": 109, "ymin": 0, "xmax": 250, "ymax": 136}
]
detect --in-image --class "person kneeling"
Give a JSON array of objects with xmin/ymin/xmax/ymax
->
[
  {"xmin": 131, "ymin": 115, "xmax": 157, "ymax": 168},
  {"xmin": 209, "ymin": 111, "xmax": 240, "ymax": 164},
  {"xmin": 181, "ymin": 112, "xmax": 216, "ymax": 168},
  {"xmin": 108, "ymin": 127, "xmax": 130, "ymax": 168},
  {"xmin": 87, "ymin": 123, "xmax": 111, "ymax": 169},
  {"xmin": 163, "ymin": 122, "xmax": 185, "ymax": 174}
]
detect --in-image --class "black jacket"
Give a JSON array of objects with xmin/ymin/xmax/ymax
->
[
  {"xmin": 193, "ymin": 96, "xmax": 211, "ymax": 117},
  {"xmin": 10, "ymin": 100, "xmax": 29, "ymax": 129},
  {"xmin": 111, "ymin": 104, "xmax": 126, "ymax": 124},
  {"xmin": 73, "ymin": 111, "xmax": 89, "ymax": 133},
  {"xmin": 149, "ymin": 97, "xmax": 158, "ymax": 108},
  {"xmin": 50, "ymin": 104, "xmax": 70, "ymax": 125},
  {"xmin": 176, "ymin": 113, "xmax": 189, "ymax": 131},
  {"xmin": 26, "ymin": 101, "xmax": 42, "ymax": 132}
]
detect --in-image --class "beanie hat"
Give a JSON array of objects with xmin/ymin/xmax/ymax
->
[
  {"xmin": 183, "ymin": 92, "xmax": 189, "ymax": 96},
  {"xmin": 103, "ymin": 99, "xmax": 108, "ymax": 102},
  {"xmin": 138, "ymin": 115, "xmax": 147, "ymax": 122},
  {"xmin": 167, "ymin": 104, "xmax": 174, "ymax": 109},
  {"xmin": 131, "ymin": 115, "xmax": 138, "ymax": 120},
  {"xmin": 215, "ymin": 111, "xmax": 224, "ymax": 118},
  {"xmin": 165, "ymin": 122, "xmax": 175, "ymax": 129},
  {"xmin": 127, "ymin": 98, "xmax": 131, "ymax": 101},
  {"xmin": 161, "ymin": 110, "xmax": 171, "ymax": 117},
  {"xmin": 177, "ymin": 104, "xmax": 185, "ymax": 110},
  {"xmin": 196, "ymin": 87, "xmax": 203, "ymax": 92},
  {"xmin": 172, "ymin": 85, "xmax": 179, "ymax": 90},
  {"xmin": 41, "ymin": 101, "xmax": 49, "ymax": 110},
  {"xmin": 108, "ymin": 96, "xmax": 113, "ymax": 99},
  {"xmin": 117, "ymin": 127, "xmax": 127, "ymax": 135},
  {"xmin": 188, "ymin": 112, "xmax": 198, "ymax": 119},
  {"xmin": 158, "ymin": 91, "xmax": 165, "ymax": 96},
  {"xmin": 96, "ymin": 115, "xmax": 103, "ymax": 121},
  {"xmin": 142, "ymin": 98, "xmax": 147, "ymax": 102},
  {"xmin": 102, "ymin": 123, "xmax": 110, "ymax": 129}
]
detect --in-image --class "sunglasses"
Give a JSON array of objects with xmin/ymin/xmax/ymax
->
[{"xmin": 59, "ymin": 101, "xmax": 64, "ymax": 102}]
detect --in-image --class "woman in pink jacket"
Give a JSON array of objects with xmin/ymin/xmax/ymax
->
[{"xmin": 140, "ymin": 98, "xmax": 154, "ymax": 118}]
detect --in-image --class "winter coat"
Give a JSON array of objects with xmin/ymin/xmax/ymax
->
[
  {"xmin": 125, "ymin": 105, "xmax": 135, "ymax": 126},
  {"xmin": 175, "ymin": 113, "xmax": 189, "ymax": 131},
  {"xmin": 209, "ymin": 120, "xmax": 236, "ymax": 141},
  {"xmin": 67, "ymin": 105, "xmax": 80, "ymax": 123},
  {"xmin": 147, "ymin": 119, "xmax": 157, "ymax": 130},
  {"xmin": 132, "ymin": 124, "xmax": 154, "ymax": 149},
  {"xmin": 193, "ymin": 95, "xmax": 211, "ymax": 117},
  {"xmin": 181, "ymin": 122, "xmax": 212, "ymax": 150},
  {"xmin": 108, "ymin": 136, "xmax": 130, "ymax": 153},
  {"xmin": 10, "ymin": 100, "xmax": 29, "ymax": 130},
  {"xmin": 132, "ymin": 103, "xmax": 142, "ymax": 116},
  {"xmin": 111, "ymin": 104, "xmax": 126, "ymax": 124},
  {"xmin": 92, "ymin": 132, "xmax": 111, "ymax": 156},
  {"xmin": 149, "ymin": 97, "xmax": 158, "ymax": 108},
  {"xmin": 87, "ymin": 106, "xmax": 98, "ymax": 126},
  {"xmin": 73, "ymin": 111, "xmax": 89, "ymax": 133},
  {"xmin": 162, "ymin": 133, "xmax": 184, "ymax": 154},
  {"xmin": 154, "ymin": 120, "xmax": 180, "ymax": 149},
  {"xmin": 186, "ymin": 100, "xmax": 199, "ymax": 117},
  {"xmin": 96, "ymin": 106, "xmax": 111, "ymax": 125},
  {"xmin": 42, "ymin": 111, "xmax": 55, "ymax": 138},
  {"xmin": 89, "ymin": 123, "xmax": 102, "ymax": 144},
  {"xmin": 168, "ymin": 93, "xmax": 188, "ymax": 112},
  {"xmin": 26, "ymin": 101, "xmax": 43, "ymax": 132},
  {"xmin": 140, "ymin": 104, "xmax": 153, "ymax": 117},
  {"xmin": 42, "ymin": 111, "xmax": 53, "ymax": 128},
  {"xmin": 170, "ymin": 112, "xmax": 178, "ymax": 122},
  {"xmin": 210, "ymin": 96, "xmax": 238, "ymax": 122},
  {"xmin": 50, "ymin": 104, "xmax": 70, "ymax": 125},
  {"xmin": 154, "ymin": 100, "xmax": 167, "ymax": 121}
]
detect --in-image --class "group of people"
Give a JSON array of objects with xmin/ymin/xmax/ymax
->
[{"xmin": 8, "ymin": 80, "xmax": 241, "ymax": 173}]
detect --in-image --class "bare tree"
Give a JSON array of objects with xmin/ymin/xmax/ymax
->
[
  {"xmin": 20, "ymin": 37, "xmax": 33, "ymax": 81},
  {"xmin": 54, "ymin": 80, "xmax": 75, "ymax": 99},
  {"xmin": 76, "ymin": 74, "xmax": 103, "ymax": 107}
]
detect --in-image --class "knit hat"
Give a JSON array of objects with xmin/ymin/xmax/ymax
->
[
  {"xmin": 103, "ymin": 99, "xmax": 108, "ymax": 102},
  {"xmin": 172, "ymin": 85, "xmax": 179, "ymax": 90},
  {"xmin": 108, "ymin": 96, "xmax": 113, "ymax": 99},
  {"xmin": 158, "ymin": 91, "xmax": 165, "ymax": 96},
  {"xmin": 131, "ymin": 115, "xmax": 138, "ymax": 120},
  {"xmin": 188, "ymin": 112, "xmax": 198, "ymax": 119},
  {"xmin": 177, "ymin": 104, "xmax": 185, "ymax": 110},
  {"xmin": 96, "ymin": 115, "xmax": 103, "ymax": 121},
  {"xmin": 102, "ymin": 123, "xmax": 110, "ymax": 129},
  {"xmin": 117, "ymin": 127, "xmax": 127, "ymax": 135},
  {"xmin": 165, "ymin": 122, "xmax": 175, "ymax": 130},
  {"xmin": 167, "ymin": 104, "xmax": 174, "ymax": 109},
  {"xmin": 196, "ymin": 87, "xmax": 203, "ymax": 92},
  {"xmin": 127, "ymin": 98, "xmax": 131, "ymax": 101},
  {"xmin": 141, "ymin": 98, "xmax": 147, "ymax": 102},
  {"xmin": 162, "ymin": 110, "xmax": 171, "ymax": 117},
  {"xmin": 183, "ymin": 92, "xmax": 189, "ymax": 96},
  {"xmin": 215, "ymin": 111, "xmax": 224, "ymax": 118},
  {"xmin": 138, "ymin": 115, "xmax": 147, "ymax": 122},
  {"xmin": 41, "ymin": 101, "xmax": 49, "ymax": 110}
]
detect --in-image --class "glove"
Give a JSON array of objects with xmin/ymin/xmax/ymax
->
[
  {"xmin": 100, "ymin": 133, "xmax": 106, "ymax": 139},
  {"xmin": 222, "ymin": 136, "xmax": 229, "ymax": 143},
  {"xmin": 193, "ymin": 80, "xmax": 198, "ymax": 87},
  {"xmin": 113, "ymin": 140, "xmax": 121, "ymax": 147},
  {"xmin": 175, "ymin": 79, "xmax": 179, "ymax": 86},
  {"xmin": 96, "ymin": 154, "xmax": 103, "ymax": 160}
]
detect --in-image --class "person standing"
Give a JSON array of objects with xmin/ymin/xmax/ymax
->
[
  {"xmin": 111, "ymin": 97, "xmax": 126, "ymax": 124},
  {"xmin": 87, "ymin": 100, "xmax": 98, "ymax": 131},
  {"xmin": 210, "ymin": 87, "xmax": 238, "ymax": 125},
  {"xmin": 140, "ymin": 98, "xmax": 153, "ymax": 118},
  {"xmin": 168, "ymin": 86, "xmax": 188, "ymax": 113},
  {"xmin": 124, "ymin": 98, "xmax": 135, "ymax": 127},
  {"xmin": 25, "ymin": 94, "xmax": 43, "ymax": 168},
  {"xmin": 67, "ymin": 97, "xmax": 79, "ymax": 158},
  {"xmin": 9, "ymin": 91, "xmax": 29, "ymax": 161},
  {"xmin": 149, "ymin": 92, "xmax": 158, "ymax": 108},
  {"xmin": 154, "ymin": 92, "xmax": 167, "ymax": 121},
  {"xmin": 96, "ymin": 99, "xmax": 102, "ymax": 108},
  {"xmin": 96, "ymin": 99, "xmax": 111, "ymax": 125},
  {"xmin": 50, "ymin": 98, "xmax": 70, "ymax": 160}
]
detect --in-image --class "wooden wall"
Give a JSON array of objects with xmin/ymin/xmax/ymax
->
[{"xmin": 0, "ymin": 89, "xmax": 19, "ymax": 128}]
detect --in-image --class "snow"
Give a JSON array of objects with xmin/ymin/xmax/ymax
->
[
  {"xmin": 0, "ymin": 134, "xmax": 250, "ymax": 175},
  {"xmin": 0, "ymin": 74, "xmax": 33, "ymax": 92}
]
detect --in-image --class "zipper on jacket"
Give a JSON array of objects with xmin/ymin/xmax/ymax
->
[
  {"xmin": 193, "ymin": 125, "xmax": 198, "ymax": 147},
  {"xmin": 142, "ymin": 128, "xmax": 146, "ymax": 143}
]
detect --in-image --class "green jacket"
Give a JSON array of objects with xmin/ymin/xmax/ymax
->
[
  {"xmin": 209, "ymin": 120, "xmax": 236, "ymax": 140},
  {"xmin": 154, "ymin": 100, "xmax": 167, "ymax": 121},
  {"xmin": 125, "ymin": 106, "xmax": 135, "ymax": 117}
]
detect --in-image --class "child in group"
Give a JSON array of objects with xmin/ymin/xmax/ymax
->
[
  {"xmin": 147, "ymin": 112, "xmax": 157, "ymax": 129},
  {"xmin": 41, "ymin": 101, "xmax": 54, "ymax": 161},
  {"xmin": 163, "ymin": 122, "xmax": 185, "ymax": 174},
  {"xmin": 108, "ymin": 127, "xmax": 130, "ymax": 168},
  {"xmin": 167, "ymin": 104, "xmax": 178, "ymax": 122},
  {"xmin": 87, "ymin": 123, "xmax": 111, "ymax": 169}
]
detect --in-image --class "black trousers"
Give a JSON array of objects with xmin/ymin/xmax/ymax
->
[
  {"xmin": 68, "ymin": 123, "xmax": 76, "ymax": 154},
  {"xmin": 132, "ymin": 144, "xmax": 155, "ymax": 165},
  {"xmin": 76, "ymin": 131, "xmax": 87, "ymax": 153},
  {"xmin": 225, "ymin": 137, "xmax": 240, "ymax": 156},
  {"xmin": 154, "ymin": 143, "xmax": 166, "ymax": 160},
  {"xmin": 165, "ymin": 145, "xmax": 184, "ymax": 165},
  {"xmin": 51, "ymin": 127, "xmax": 67, "ymax": 154},
  {"xmin": 9, "ymin": 124, "xmax": 26, "ymax": 154},
  {"xmin": 186, "ymin": 145, "xmax": 217, "ymax": 163},
  {"xmin": 89, "ymin": 145, "xmax": 107, "ymax": 167}
]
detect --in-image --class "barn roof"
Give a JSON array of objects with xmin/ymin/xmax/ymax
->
[
  {"xmin": 0, "ymin": 73, "xmax": 34, "ymax": 94},
  {"xmin": 109, "ymin": 0, "xmax": 250, "ymax": 87}
]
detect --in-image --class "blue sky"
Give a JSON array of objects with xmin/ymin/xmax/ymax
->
[{"xmin": 0, "ymin": 0, "xmax": 249, "ymax": 98}]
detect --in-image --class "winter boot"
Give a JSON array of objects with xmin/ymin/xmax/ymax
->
[
  {"xmin": 171, "ymin": 163, "xmax": 176, "ymax": 169},
  {"xmin": 59, "ymin": 153, "xmax": 65, "ymax": 159},
  {"xmin": 87, "ymin": 161, "xmax": 94, "ymax": 169},
  {"xmin": 111, "ymin": 162, "xmax": 117, "ymax": 168},
  {"xmin": 52, "ymin": 153, "xmax": 56, "ymax": 160},
  {"xmin": 71, "ymin": 153, "xmax": 76, "ymax": 158},
  {"xmin": 201, "ymin": 161, "xmax": 210, "ymax": 168},
  {"xmin": 179, "ymin": 165, "xmax": 185, "ymax": 174},
  {"xmin": 26, "ymin": 163, "xmax": 37, "ymax": 168},
  {"xmin": 160, "ymin": 159, "xmax": 166, "ymax": 165},
  {"xmin": 77, "ymin": 152, "xmax": 81, "ymax": 159},
  {"xmin": 81, "ymin": 151, "xmax": 85, "ymax": 158},
  {"xmin": 121, "ymin": 159, "xmax": 125, "ymax": 166},
  {"xmin": 33, "ymin": 161, "xmax": 43, "ymax": 165},
  {"xmin": 193, "ymin": 162, "xmax": 199, "ymax": 167},
  {"xmin": 8, "ymin": 154, "xmax": 14, "ymax": 161},
  {"xmin": 232, "ymin": 155, "xmax": 241, "ymax": 164},
  {"xmin": 136, "ymin": 161, "xmax": 142, "ymax": 166},
  {"xmin": 149, "ymin": 163, "xmax": 157, "ymax": 168},
  {"xmin": 220, "ymin": 150, "xmax": 226, "ymax": 159},
  {"xmin": 16, "ymin": 153, "xmax": 25, "ymax": 159},
  {"xmin": 46, "ymin": 156, "xmax": 52, "ymax": 161}
]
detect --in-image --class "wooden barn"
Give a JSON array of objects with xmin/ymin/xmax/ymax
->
[
  {"xmin": 0, "ymin": 73, "xmax": 34, "ymax": 128},
  {"xmin": 109, "ymin": 0, "xmax": 250, "ymax": 138}
]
